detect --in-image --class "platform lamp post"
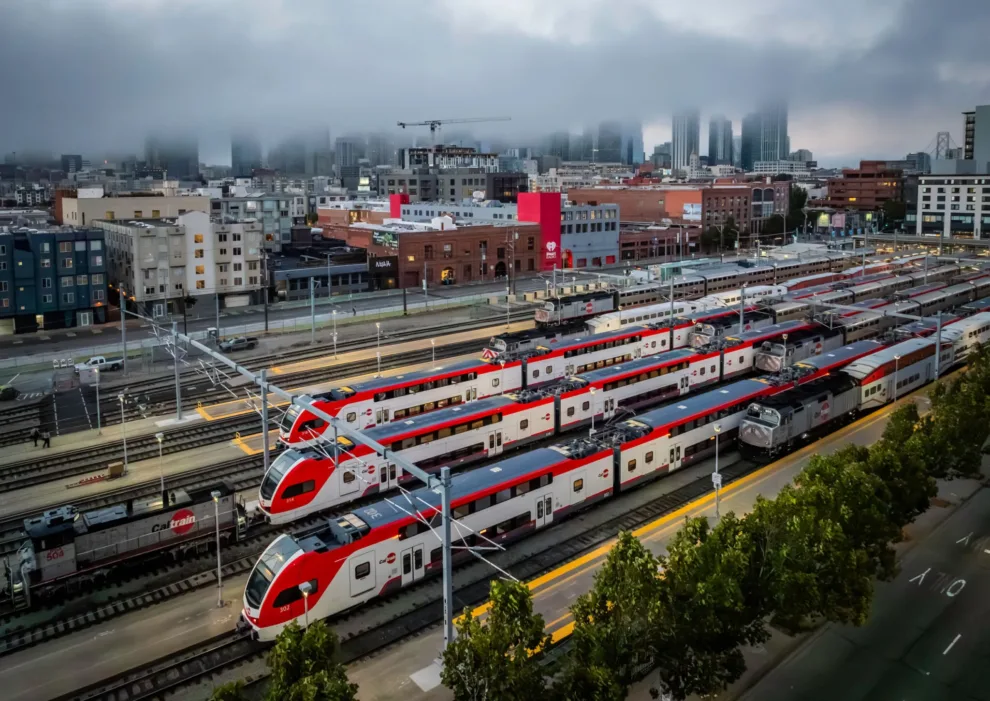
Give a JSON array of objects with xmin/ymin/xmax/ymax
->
[
  {"xmin": 505, "ymin": 285, "xmax": 511, "ymax": 329},
  {"xmin": 94, "ymin": 368, "xmax": 101, "ymax": 435},
  {"xmin": 781, "ymin": 333, "xmax": 789, "ymax": 368},
  {"xmin": 299, "ymin": 581, "xmax": 313, "ymax": 628},
  {"xmin": 713, "ymin": 423, "xmax": 722, "ymax": 521},
  {"xmin": 118, "ymin": 393, "xmax": 128, "ymax": 470},
  {"xmin": 332, "ymin": 310, "xmax": 337, "ymax": 359},
  {"xmin": 155, "ymin": 432, "xmax": 166, "ymax": 504},
  {"xmin": 212, "ymin": 490, "xmax": 223, "ymax": 608},
  {"xmin": 431, "ymin": 339, "xmax": 436, "ymax": 368},
  {"xmin": 893, "ymin": 354, "xmax": 901, "ymax": 402},
  {"xmin": 499, "ymin": 359, "xmax": 506, "ymax": 395}
]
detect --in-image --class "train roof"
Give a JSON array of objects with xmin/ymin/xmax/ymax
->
[
  {"xmin": 674, "ymin": 306, "xmax": 754, "ymax": 324},
  {"xmin": 748, "ymin": 374, "xmax": 857, "ymax": 412},
  {"xmin": 323, "ymin": 357, "xmax": 493, "ymax": 396},
  {"xmin": 946, "ymin": 311, "xmax": 990, "ymax": 330},
  {"xmin": 629, "ymin": 379, "xmax": 772, "ymax": 431},
  {"xmin": 791, "ymin": 340, "xmax": 885, "ymax": 373},
  {"xmin": 577, "ymin": 348, "xmax": 697, "ymax": 384},
  {"xmin": 533, "ymin": 324, "xmax": 652, "ymax": 352},
  {"xmin": 723, "ymin": 319, "xmax": 812, "ymax": 344},
  {"xmin": 337, "ymin": 447, "xmax": 587, "ymax": 535},
  {"xmin": 344, "ymin": 395, "xmax": 518, "ymax": 443},
  {"xmin": 896, "ymin": 316, "xmax": 959, "ymax": 336},
  {"xmin": 548, "ymin": 290, "xmax": 614, "ymax": 306},
  {"xmin": 960, "ymin": 295, "xmax": 990, "ymax": 313},
  {"xmin": 24, "ymin": 482, "xmax": 235, "ymax": 540},
  {"xmin": 842, "ymin": 337, "xmax": 933, "ymax": 379}
]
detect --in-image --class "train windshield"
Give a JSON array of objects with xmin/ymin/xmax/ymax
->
[
  {"xmin": 331, "ymin": 387, "xmax": 356, "ymax": 400},
  {"xmin": 260, "ymin": 453, "xmax": 297, "ymax": 501},
  {"xmin": 245, "ymin": 536, "xmax": 301, "ymax": 609},
  {"xmin": 745, "ymin": 404, "xmax": 779, "ymax": 426},
  {"xmin": 280, "ymin": 405, "xmax": 303, "ymax": 431}
]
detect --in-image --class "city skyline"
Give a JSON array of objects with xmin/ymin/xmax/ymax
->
[{"xmin": 2, "ymin": 1, "xmax": 989, "ymax": 167}]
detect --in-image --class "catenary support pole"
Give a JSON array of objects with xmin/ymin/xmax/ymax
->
[
  {"xmin": 310, "ymin": 277, "xmax": 315, "ymax": 344},
  {"xmin": 739, "ymin": 285, "xmax": 745, "ymax": 334},
  {"xmin": 935, "ymin": 311, "xmax": 942, "ymax": 379},
  {"xmin": 172, "ymin": 322, "xmax": 182, "ymax": 421},
  {"xmin": 441, "ymin": 466, "xmax": 454, "ymax": 649},
  {"xmin": 120, "ymin": 285, "xmax": 127, "ymax": 376},
  {"xmin": 261, "ymin": 368, "xmax": 270, "ymax": 475}
]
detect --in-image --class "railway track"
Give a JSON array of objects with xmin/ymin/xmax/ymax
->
[
  {"xmin": 0, "ymin": 414, "xmax": 266, "ymax": 493},
  {"xmin": 51, "ymin": 457, "xmax": 758, "ymax": 701},
  {"xmin": 93, "ymin": 310, "xmax": 531, "ymax": 423}
]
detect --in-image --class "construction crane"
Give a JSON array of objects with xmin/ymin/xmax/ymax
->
[{"xmin": 396, "ymin": 116, "xmax": 511, "ymax": 144}]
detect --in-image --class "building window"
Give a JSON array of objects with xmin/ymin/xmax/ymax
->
[
  {"xmin": 194, "ymin": 234, "xmax": 204, "ymax": 243},
  {"xmin": 59, "ymin": 242, "xmax": 72, "ymax": 253},
  {"xmin": 42, "ymin": 294, "xmax": 52, "ymax": 303},
  {"xmin": 196, "ymin": 280, "xmax": 205, "ymax": 289},
  {"xmin": 133, "ymin": 210, "xmax": 143, "ymax": 218},
  {"xmin": 0, "ymin": 282, "xmax": 6, "ymax": 292},
  {"xmin": 195, "ymin": 249, "xmax": 204, "ymax": 258},
  {"xmin": 195, "ymin": 265, "xmax": 205, "ymax": 275},
  {"xmin": 76, "ymin": 275, "xmax": 88, "ymax": 285},
  {"xmin": 234, "ymin": 277, "xmax": 242, "ymax": 286},
  {"xmin": 62, "ymin": 292, "xmax": 75, "ymax": 304},
  {"xmin": 42, "ymin": 278, "xmax": 51, "ymax": 289},
  {"xmin": 92, "ymin": 255, "xmax": 102, "ymax": 266},
  {"xmin": 61, "ymin": 276, "xmax": 73, "ymax": 288},
  {"xmin": 152, "ymin": 210, "xmax": 161, "ymax": 218},
  {"xmin": 105, "ymin": 211, "xmax": 115, "ymax": 220},
  {"xmin": 234, "ymin": 263, "xmax": 242, "ymax": 271},
  {"xmin": 41, "ymin": 258, "xmax": 51, "ymax": 268},
  {"xmin": 92, "ymin": 274, "xmax": 103, "ymax": 285},
  {"xmin": 233, "ymin": 247, "xmax": 242, "ymax": 256}
]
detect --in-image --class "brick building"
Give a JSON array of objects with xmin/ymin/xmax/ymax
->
[
  {"xmin": 821, "ymin": 160, "xmax": 903, "ymax": 212},
  {"xmin": 324, "ymin": 217, "xmax": 543, "ymax": 288}
]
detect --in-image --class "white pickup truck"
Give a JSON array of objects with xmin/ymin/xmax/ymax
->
[{"xmin": 73, "ymin": 356, "xmax": 124, "ymax": 374}]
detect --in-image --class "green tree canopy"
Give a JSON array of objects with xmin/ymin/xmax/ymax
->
[
  {"xmin": 556, "ymin": 531, "xmax": 663, "ymax": 701},
  {"xmin": 441, "ymin": 579, "xmax": 550, "ymax": 701},
  {"xmin": 266, "ymin": 621, "xmax": 358, "ymax": 701},
  {"xmin": 210, "ymin": 681, "xmax": 246, "ymax": 701}
]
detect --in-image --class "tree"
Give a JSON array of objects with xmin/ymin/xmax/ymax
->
[
  {"xmin": 916, "ymin": 377, "xmax": 990, "ymax": 477},
  {"xmin": 441, "ymin": 579, "xmax": 550, "ymax": 701},
  {"xmin": 652, "ymin": 515, "xmax": 768, "ymax": 701},
  {"xmin": 700, "ymin": 217, "xmax": 738, "ymax": 254},
  {"xmin": 266, "ymin": 621, "xmax": 358, "ymax": 701},
  {"xmin": 555, "ymin": 532, "xmax": 663, "ymax": 701},
  {"xmin": 786, "ymin": 185, "xmax": 809, "ymax": 232},
  {"xmin": 882, "ymin": 199, "xmax": 907, "ymax": 226},
  {"xmin": 210, "ymin": 681, "xmax": 246, "ymax": 701},
  {"xmin": 870, "ymin": 404, "xmax": 937, "ymax": 527}
]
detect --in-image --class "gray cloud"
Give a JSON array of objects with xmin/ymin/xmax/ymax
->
[{"xmin": 2, "ymin": 0, "xmax": 989, "ymax": 166}]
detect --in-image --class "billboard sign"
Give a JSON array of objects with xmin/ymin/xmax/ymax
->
[
  {"xmin": 817, "ymin": 212, "xmax": 830, "ymax": 228},
  {"xmin": 682, "ymin": 203, "xmax": 702, "ymax": 222},
  {"xmin": 372, "ymin": 231, "xmax": 398, "ymax": 249},
  {"xmin": 831, "ymin": 213, "xmax": 846, "ymax": 230}
]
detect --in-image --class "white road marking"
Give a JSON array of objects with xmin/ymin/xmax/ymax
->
[
  {"xmin": 909, "ymin": 567, "xmax": 930, "ymax": 585},
  {"xmin": 984, "ymin": 549, "xmax": 990, "ymax": 555},
  {"xmin": 956, "ymin": 532, "xmax": 972, "ymax": 545},
  {"xmin": 943, "ymin": 634, "xmax": 961, "ymax": 655}
]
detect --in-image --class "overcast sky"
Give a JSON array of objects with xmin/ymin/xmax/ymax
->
[{"xmin": 3, "ymin": 0, "xmax": 990, "ymax": 167}]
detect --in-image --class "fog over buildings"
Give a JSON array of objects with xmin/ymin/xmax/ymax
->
[{"xmin": 2, "ymin": 0, "xmax": 990, "ymax": 166}]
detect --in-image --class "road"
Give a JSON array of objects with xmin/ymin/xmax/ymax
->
[{"xmin": 740, "ymin": 486, "xmax": 990, "ymax": 701}]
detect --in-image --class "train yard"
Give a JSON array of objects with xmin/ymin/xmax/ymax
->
[{"xmin": 2, "ymin": 250, "xmax": 990, "ymax": 701}]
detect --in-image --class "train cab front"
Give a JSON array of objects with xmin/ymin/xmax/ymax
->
[
  {"xmin": 278, "ymin": 395, "xmax": 329, "ymax": 448},
  {"xmin": 258, "ymin": 449, "xmax": 337, "ymax": 525},
  {"xmin": 241, "ymin": 534, "xmax": 309, "ymax": 642}
]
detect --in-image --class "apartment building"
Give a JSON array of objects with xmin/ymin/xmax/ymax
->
[
  {"xmin": 96, "ymin": 211, "xmax": 263, "ymax": 317},
  {"xmin": 57, "ymin": 186, "xmax": 211, "ymax": 226}
]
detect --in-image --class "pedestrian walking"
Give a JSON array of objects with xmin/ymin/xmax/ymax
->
[
  {"xmin": 352, "ymin": 306, "xmax": 357, "ymax": 316},
  {"xmin": 29, "ymin": 427, "xmax": 39, "ymax": 447},
  {"xmin": 41, "ymin": 430, "xmax": 51, "ymax": 449}
]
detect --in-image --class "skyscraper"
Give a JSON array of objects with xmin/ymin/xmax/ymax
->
[
  {"xmin": 335, "ymin": 136, "xmax": 365, "ymax": 170},
  {"xmin": 596, "ymin": 121, "xmax": 623, "ymax": 163},
  {"xmin": 574, "ymin": 129, "xmax": 595, "ymax": 162},
  {"xmin": 740, "ymin": 101, "xmax": 789, "ymax": 170},
  {"xmin": 622, "ymin": 121, "xmax": 644, "ymax": 166},
  {"xmin": 672, "ymin": 110, "xmax": 700, "ymax": 172},
  {"xmin": 707, "ymin": 116, "xmax": 733, "ymax": 166},
  {"xmin": 230, "ymin": 133, "xmax": 262, "ymax": 177},
  {"xmin": 546, "ymin": 131, "xmax": 571, "ymax": 161},
  {"xmin": 145, "ymin": 135, "xmax": 199, "ymax": 179}
]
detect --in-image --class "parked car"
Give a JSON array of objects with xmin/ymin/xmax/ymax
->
[
  {"xmin": 73, "ymin": 356, "xmax": 124, "ymax": 374},
  {"xmin": 0, "ymin": 385, "xmax": 19, "ymax": 401},
  {"xmin": 219, "ymin": 336, "xmax": 259, "ymax": 352}
]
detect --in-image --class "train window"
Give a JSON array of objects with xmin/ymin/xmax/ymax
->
[
  {"xmin": 700, "ymin": 367, "xmax": 706, "ymax": 376},
  {"xmin": 343, "ymin": 471, "xmax": 356, "ymax": 484},
  {"xmin": 281, "ymin": 480, "xmax": 315, "ymax": 499},
  {"xmin": 491, "ymin": 377, "xmax": 500, "ymax": 388},
  {"xmin": 651, "ymin": 341, "xmax": 656, "ymax": 348},
  {"xmin": 516, "ymin": 480, "xmax": 531, "ymax": 495},
  {"xmin": 346, "ymin": 412, "xmax": 357, "ymax": 423},
  {"xmin": 453, "ymin": 504, "xmax": 471, "ymax": 519},
  {"xmin": 567, "ymin": 407, "xmax": 575, "ymax": 417},
  {"xmin": 573, "ymin": 478, "xmax": 584, "ymax": 493},
  {"xmin": 645, "ymin": 451, "xmax": 654, "ymax": 464},
  {"xmin": 354, "ymin": 562, "xmax": 371, "ymax": 579},
  {"xmin": 471, "ymin": 419, "xmax": 485, "ymax": 430},
  {"xmin": 495, "ymin": 488, "xmax": 511, "ymax": 504},
  {"xmin": 394, "ymin": 409, "xmax": 406, "ymax": 420},
  {"xmin": 520, "ymin": 419, "xmax": 529, "ymax": 430},
  {"xmin": 423, "ymin": 402, "xmax": 436, "ymax": 412},
  {"xmin": 582, "ymin": 401, "xmax": 590, "ymax": 411},
  {"xmin": 540, "ymin": 473, "xmax": 554, "ymax": 487},
  {"xmin": 272, "ymin": 579, "xmax": 318, "ymax": 608},
  {"xmin": 474, "ymin": 495, "xmax": 493, "ymax": 511},
  {"xmin": 454, "ymin": 424, "xmax": 469, "ymax": 434},
  {"xmin": 431, "ymin": 547, "xmax": 442, "ymax": 565},
  {"xmin": 438, "ymin": 427, "xmax": 452, "ymax": 439},
  {"xmin": 532, "ymin": 369, "xmax": 540, "ymax": 379},
  {"xmin": 710, "ymin": 365, "xmax": 716, "ymax": 374},
  {"xmin": 419, "ymin": 432, "xmax": 435, "ymax": 445},
  {"xmin": 627, "ymin": 459, "xmax": 637, "ymax": 472},
  {"xmin": 545, "ymin": 366, "xmax": 552, "ymax": 375},
  {"xmin": 402, "ymin": 437, "xmax": 416, "ymax": 450},
  {"xmin": 414, "ymin": 549, "xmax": 423, "ymax": 570}
]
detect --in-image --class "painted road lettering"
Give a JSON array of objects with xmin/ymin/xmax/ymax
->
[{"xmin": 907, "ymin": 567, "xmax": 966, "ymax": 597}]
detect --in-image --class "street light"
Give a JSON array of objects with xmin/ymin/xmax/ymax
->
[
  {"xmin": 589, "ymin": 387, "xmax": 597, "ymax": 436},
  {"xmin": 893, "ymin": 354, "xmax": 901, "ymax": 401},
  {"xmin": 155, "ymin": 432, "xmax": 166, "ymax": 504},
  {"xmin": 299, "ymin": 581, "xmax": 313, "ymax": 628},
  {"xmin": 118, "ymin": 393, "xmax": 128, "ymax": 470},
  {"xmin": 94, "ymin": 368, "xmax": 102, "ymax": 435},
  {"xmin": 431, "ymin": 339, "xmax": 436, "ymax": 368},
  {"xmin": 505, "ymin": 285, "xmax": 511, "ymax": 329},
  {"xmin": 212, "ymin": 490, "xmax": 223, "ymax": 608},
  {"xmin": 781, "ymin": 333, "xmax": 789, "ymax": 368},
  {"xmin": 332, "ymin": 310, "xmax": 337, "ymax": 358},
  {"xmin": 713, "ymin": 424, "xmax": 722, "ymax": 521},
  {"xmin": 499, "ymin": 359, "xmax": 506, "ymax": 395}
]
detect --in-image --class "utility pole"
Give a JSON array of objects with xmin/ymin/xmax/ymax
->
[
  {"xmin": 309, "ymin": 277, "xmax": 316, "ymax": 344},
  {"xmin": 739, "ymin": 285, "xmax": 745, "ymax": 334},
  {"xmin": 172, "ymin": 322, "xmax": 182, "ymax": 421},
  {"xmin": 260, "ymin": 368, "xmax": 270, "ymax": 474},
  {"xmin": 934, "ymin": 311, "xmax": 942, "ymax": 379},
  {"xmin": 262, "ymin": 252, "xmax": 269, "ymax": 333},
  {"xmin": 440, "ymin": 466, "xmax": 454, "ymax": 649},
  {"xmin": 215, "ymin": 293, "xmax": 221, "ymax": 342},
  {"xmin": 120, "ymin": 285, "xmax": 127, "ymax": 376}
]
